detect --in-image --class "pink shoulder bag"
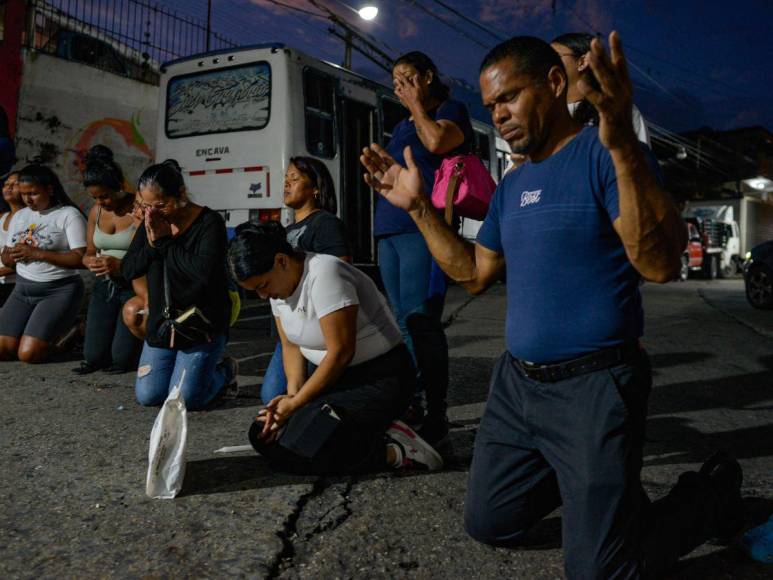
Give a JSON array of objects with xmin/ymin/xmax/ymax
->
[{"xmin": 431, "ymin": 154, "xmax": 496, "ymax": 224}]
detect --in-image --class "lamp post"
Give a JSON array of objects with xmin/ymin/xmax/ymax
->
[
  {"xmin": 206, "ymin": 0, "xmax": 213, "ymax": 51},
  {"xmin": 309, "ymin": 0, "xmax": 388, "ymax": 71},
  {"xmin": 332, "ymin": 2, "xmax": 379, "ymax": 68}
]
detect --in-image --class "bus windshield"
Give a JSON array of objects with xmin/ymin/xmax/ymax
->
[{"xmin": 165, "ymin": 62, "xmax": 271, "ymax": 138}]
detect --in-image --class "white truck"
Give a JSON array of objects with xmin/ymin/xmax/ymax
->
[{"xmin": 683, "ymin": 205, "xmax": 742, "ymax": 278}]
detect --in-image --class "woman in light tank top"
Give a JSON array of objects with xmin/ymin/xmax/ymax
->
[{"xmin": 73, "ymin": 146, "xmax": 142, "ymax": 375}]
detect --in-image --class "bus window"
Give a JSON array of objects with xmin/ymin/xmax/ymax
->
[
  {"xmin": 381, "ymin": 97, "xmax": 407, "ymax": 142},
  {"xmin": 165, "ymin": 62, "xmax": 271, "ymax": 138},
  {"xmin": 474, "ymin": 131, "xmax": 491, "ymax": 171},
  {"xmin": 304, "ymin": 69, "xmax": 336, "ymax": 158}
]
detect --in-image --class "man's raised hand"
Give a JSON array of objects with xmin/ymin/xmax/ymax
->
[
  {"xmin": 578, "ymin": 31, "xmax": 636, "ymax": 152},
  {"xmin": 360, "ymin": 144, "xmax": 426, "ymax": 213}
]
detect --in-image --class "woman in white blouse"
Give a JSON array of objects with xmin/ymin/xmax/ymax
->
[
  {"xmin": 0, "ymin": 165, "xmax": 87, "ymax": 363},
  {"xmin": 228, "ymin": 221, "xmax": 443, "ymax": 474}
]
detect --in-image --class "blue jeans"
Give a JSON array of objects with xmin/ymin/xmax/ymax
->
[
  {"xmin": 135, "ymin": 334, "xmax": 229, "ymax": 411},
  {"xmin": 377, "ymin": 232, "xmax": 449, "ymax": 423},
  {"xmin": 261, "ymin": 341, "xmax": 287, "ymax": 404}
]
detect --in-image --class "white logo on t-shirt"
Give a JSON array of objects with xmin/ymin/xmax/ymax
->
[
  {"xmin": 520, "ymin": 189, "xmax": 542, "ymax": 207},
  {"xmin": 286, "ymin": 225, "xmax": 307, "ymax": 249}
]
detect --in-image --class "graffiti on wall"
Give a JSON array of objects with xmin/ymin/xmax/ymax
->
[
  {"xmin": 63, "ymin": 113, "xmax": 154, "ymax": 210},
  {"xmin": 166, "ymin": 62, "xmax": 270, "ymax": 138}
]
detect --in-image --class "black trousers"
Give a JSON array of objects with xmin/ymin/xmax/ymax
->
[
  {"xmin": 83, "ymin": 276, "xmax": 141, "ymax": 370},
  {"xmin": 464, "ymin": 350, "xmax": 724, "ymax": 579},
  {"xmin": 249, "ymin": 345, "xmax": 414, "ymax": 475}
]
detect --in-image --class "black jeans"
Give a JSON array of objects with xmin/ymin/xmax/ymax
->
[
  {"xmin": 464, "ymin": 350, "xmax": 725, "ymax": 579},
  {"xmin": 249, "ymin": 345, "xmax": 414, "ymax": 475},
  {"xmin": 83, "ymin": 276, "xmax": 141, "ymax": 370}
]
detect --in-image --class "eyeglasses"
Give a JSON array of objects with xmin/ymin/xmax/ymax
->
[{"xmin": 137, "ymin": 201, "xmax": 170, "ymax": 211}]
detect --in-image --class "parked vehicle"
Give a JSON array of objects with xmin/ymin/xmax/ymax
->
[
  {"xmin": 743, "ymin": 240, "xmax": 773, "ymax": 309},
  {"xmin": 680, "ymin": 221, "xmax": 704, "ymax": 281},
  {"xmin": 680, "ymin": 216, "xmax": 742, "ymax": 280},
  {"xmin": 155, "ymin": 43, "xmax": 510, "ymax": 267},
  {"xmin": 683, "ymin": 206, "xmax": 742, "ymax": 278}
]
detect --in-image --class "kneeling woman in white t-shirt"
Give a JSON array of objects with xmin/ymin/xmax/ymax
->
[
  {"xmin": 0, "ymin": 165, "xmax": 87, "ymax": 363},
  {"xmin": 228, "ymin": 221, "xmax": 443, "ymax": 474}
]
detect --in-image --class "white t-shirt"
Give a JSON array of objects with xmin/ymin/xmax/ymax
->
[
  {"xmin": 271, "ymin": 253, "xmax": 402, "ymax": 366},
  {"xmin": 5, "ymin": 206, "xmax": 87, "ymax": 282},
  {"xmin": 0, "ymin": 212, "xmax": 17, "ymax": 284},
  {"xmin": 567, "ymin": 101, "xmax": 651, "ymax": 146}
]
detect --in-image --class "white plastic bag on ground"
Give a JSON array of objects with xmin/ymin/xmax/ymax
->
[{"xmin": 146, "ymin": 370, "xmax": 188, "ymax": 499}]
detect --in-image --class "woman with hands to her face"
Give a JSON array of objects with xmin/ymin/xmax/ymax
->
[
  {"xmin": 122, "ymin": 160, "xmax": 236, "ymax": 411},
  {"xmin": 368, "ymin": 51, "xmax": 475, "ymax": 444}
]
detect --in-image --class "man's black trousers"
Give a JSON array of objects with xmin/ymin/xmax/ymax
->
[{"xmin": 464, "ymin": 349, "xmax": 725, "ymax": 579}]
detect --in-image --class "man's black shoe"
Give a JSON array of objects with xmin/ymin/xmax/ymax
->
[{"xmin": 699, "ymin": 450, "xmax": 745, "ymax": 543}]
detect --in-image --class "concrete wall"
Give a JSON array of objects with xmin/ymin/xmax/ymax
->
[{"xmin": 14, "ymin": 51, "xmax": 158, "ymax": 210}]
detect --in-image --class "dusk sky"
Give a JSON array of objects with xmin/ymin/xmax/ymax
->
[{"xmin": 159, "ymin": 0, "xmax": 772, "ymax": 133}]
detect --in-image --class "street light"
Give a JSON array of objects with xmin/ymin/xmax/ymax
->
[
  {"xmin": 314, "ymin": 0, "xmax": 385, "ymax": 69},
  {"xmin": 358, "ymin": 5, "xmax": 378, "ymax": 20}
]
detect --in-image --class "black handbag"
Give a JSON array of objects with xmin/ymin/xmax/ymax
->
[{"xmin": 158, "ymin": 258, "xmax": 212, "ymax": 348}]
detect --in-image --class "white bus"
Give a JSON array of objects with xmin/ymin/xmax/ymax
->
[{"xmin": 155, "ymin": 43, "xmax": 510, "ymax": 267}]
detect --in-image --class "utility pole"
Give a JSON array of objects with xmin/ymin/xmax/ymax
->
[
  {"xmin": 206, "ymin": 0, "xmax": 212, "ymax": 51},
  {"xmin": 307, "ymin": 0, "xmax": 392, "ymax": 72},
  {"xmin": 343, "ymin": 30, "xmax": 353, "ymax": 68}
]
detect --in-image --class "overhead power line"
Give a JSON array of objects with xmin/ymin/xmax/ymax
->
[
  {"xmin": 306, "ymin": 0, "xmax": 395, "ymax": 71},
  {"xmin": 428, "ymin": 0, "xmax": 505, "ymax": 43},
  {"xmin": 401, "ymin": 0, "xmax": 492, "ymax": 50}
]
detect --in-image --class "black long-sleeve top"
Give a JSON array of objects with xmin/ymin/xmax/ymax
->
[{"xmin": 122, "ymin": 207, "xmax": 230, "ymax": 349}]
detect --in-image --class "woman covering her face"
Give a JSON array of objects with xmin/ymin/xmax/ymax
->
[
  {"xmin": 122, "ymin": 160, "xmax": 236, "ymax": 410},
  {"xmin": 371, "ymin": 51, "xmax": 475, "ymax": 444}
]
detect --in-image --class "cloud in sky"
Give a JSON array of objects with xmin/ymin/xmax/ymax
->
[{"xmin": 478, "ymin": 0, "xmax": 554, "ymax": 23}]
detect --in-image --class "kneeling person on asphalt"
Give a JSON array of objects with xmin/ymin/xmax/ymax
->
[
  {"xmin": 228, "ymin": 221, "xmax": 443, "ymax": 475},
  {"xmin": 361, "ymin": 33, "xmax": 744, "ymax": 579}
]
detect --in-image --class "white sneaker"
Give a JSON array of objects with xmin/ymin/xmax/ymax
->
[{"xmin": 386, "ymin": 420, "xmax": 443, "ymax": 471}]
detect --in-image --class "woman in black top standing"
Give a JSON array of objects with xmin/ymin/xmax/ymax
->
[{"xmin": 122, "ymin": 160, "xmax": 236, "ymax": 410}]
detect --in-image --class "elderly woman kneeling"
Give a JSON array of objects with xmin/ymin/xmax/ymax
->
[{"xmin": 228, "ymin": 221, "xmax": 443, "ymax": 475}]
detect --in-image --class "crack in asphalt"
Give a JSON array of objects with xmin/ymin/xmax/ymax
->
[
  {"xmin": 266, "ymin": 479, "xmax": 325, "ymax": 580},
  {"xmin": 443, "ymin": 293, "xmax": 478, "ymax": 328},
  {"xmin": 270, "ymin": 479, "xmax": 355, "ymax": 578}
]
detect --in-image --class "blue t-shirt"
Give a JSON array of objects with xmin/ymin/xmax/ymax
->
[
  {"xmin": 375, "ymin": 99, "xmax": 473, "ymax": 237},
  {"xmin": 477, "ymin": 127, "xmax": 657, "ymax": 364}
]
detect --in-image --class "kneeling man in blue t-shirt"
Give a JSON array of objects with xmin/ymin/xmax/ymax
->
[{"xmin": 361, "ymin": 33, "xmax": 744, "ymax": 579}]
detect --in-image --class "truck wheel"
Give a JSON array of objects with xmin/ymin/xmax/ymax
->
[
  {"xmin": 679, "ymin": 254, "xmax": 689, "ymax": 281},
  {"xmin": 709, "ymin": 255, "xmax": 718, "ymax": 279},
  {"xmin": 703, "ymin": 255, "xmax": 718, "ymax": 279},
  {"xmin": 720, "ymin": 258, "xmax": 737, "ymax": 278}
]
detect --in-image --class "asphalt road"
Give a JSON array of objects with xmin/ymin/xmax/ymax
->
[{"xmin": 1, "ymin": 278, "xmax": 771, "ymax": 579}]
